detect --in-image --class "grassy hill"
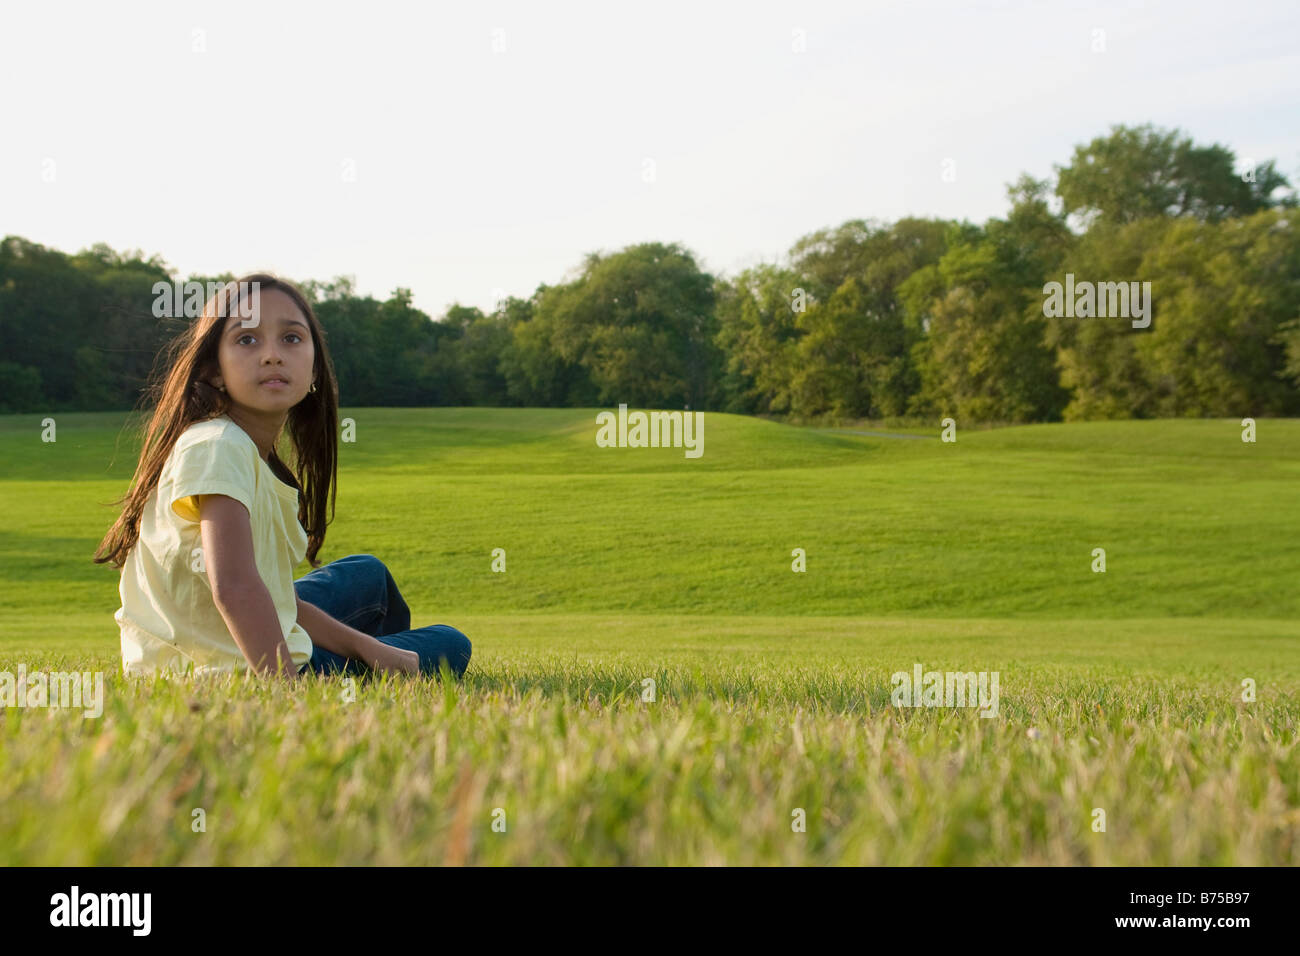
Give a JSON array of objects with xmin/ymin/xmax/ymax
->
[{"xmin": 1, "ymin": 409, "xmax": 1297, "ymax": 638}]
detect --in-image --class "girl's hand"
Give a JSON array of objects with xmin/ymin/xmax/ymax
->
[{"xmin": 365, "ymin": 641, "xmax": 420, "ymax": 676}]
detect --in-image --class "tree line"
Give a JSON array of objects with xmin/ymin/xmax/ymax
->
[{"xmin": 3, "ymin": 123, "xmax": 1298, "ymax": 422}]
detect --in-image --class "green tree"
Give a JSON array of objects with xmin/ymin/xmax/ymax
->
[
  {"xmin": 1055, "ymin": 123, "xmax": 1295, "ymax": 230},
  {"xmin": 906, "ymin": 182, "xmax": 1071, "ymax": 423},
  {"xmin": 1048, "ymin": 210, "xmax": 1300, "ymax": 419},
  {"xmin": 713, "ymin": 263, "xmax": 803, "ymax": 414},
  {"xmin": 499, "ymin": 284, "xmax": 598, "ymax": 407},
  {"xmin": 909, "ymin": 240, "xmax": 1067, "ymax": 422},
  {"xmin": 432, "ymin": 304, "xmax": 516, "ymax": 405},
  {"xmin": 537, "ymin": 242, "xmax": 720, "ymax": 408},
  {"xmin": 0, "ymin": 361, "xmax": 44, "ymax": 412},
  {"xmin": 786, "ymin": 218, "xmax": 950, "ymax": 419}
]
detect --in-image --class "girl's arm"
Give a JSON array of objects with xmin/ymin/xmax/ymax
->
[
  {"xmin": 198, "ymin": 494, "xmax": 301, "ymax": 680},
  {"xmin": 294, "ymin": 597, "xmax": 418, "ymax": 674}
]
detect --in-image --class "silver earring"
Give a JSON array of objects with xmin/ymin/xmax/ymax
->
[{"xmin": 310, "ymin": 383, "xmax": 317, "ymax": 393}]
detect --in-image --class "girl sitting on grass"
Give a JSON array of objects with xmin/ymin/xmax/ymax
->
[{"xmin": 94, "ymin": 274, "xmax": 471, "ymax": 682}]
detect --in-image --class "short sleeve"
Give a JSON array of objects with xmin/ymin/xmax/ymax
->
[{"xmin": 164, "ymin": 427, "xmax": 258, "ymax": 524}]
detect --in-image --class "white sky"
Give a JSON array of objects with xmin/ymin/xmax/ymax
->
[{"xmin": 2, "ymin": 0, "xmax": 1297, "ymax": 318}]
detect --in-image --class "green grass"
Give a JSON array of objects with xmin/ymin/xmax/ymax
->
[{"xmin": 1, "ymin": 409, "xmax": 1297, "ymax": 864}]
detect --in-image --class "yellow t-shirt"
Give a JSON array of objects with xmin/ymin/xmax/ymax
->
[{"xmin": 114, "ymin": 414, "xmax": 314, "ymax": 677}]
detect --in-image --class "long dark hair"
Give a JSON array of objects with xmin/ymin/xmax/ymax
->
[{"xmin": 94, "ymin": 273, "xmax": 339, "ymax": 570}]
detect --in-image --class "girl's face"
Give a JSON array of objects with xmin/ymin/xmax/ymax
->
[{"xmin": 211, "ymin": 288, "xmax": 316, "ymax": 415}]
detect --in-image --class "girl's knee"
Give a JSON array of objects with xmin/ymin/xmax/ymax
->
[
  {"xmin": 347, "ymin": 553, "xmax": 399, "ymax": 606},
  {"xmin": 448, "ymin": 628, "xmax": 472, "ymax": 677},
  {"xmin": 427, "ymin": 625, "xmax": 471, "ymax": 679},
  {"xmin": 347, "ymin": 553, "xmax": 388, "ymax": 578}
]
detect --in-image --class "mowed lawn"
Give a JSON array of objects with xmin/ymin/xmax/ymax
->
[{"xmin": 1, "ymin": 409, "xmax": 1298, "ymax": 864}]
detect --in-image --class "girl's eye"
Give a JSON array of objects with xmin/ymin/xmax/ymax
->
[{"xmin": 236, "ymin": 333, "xmax": 303, "ymax": 345}]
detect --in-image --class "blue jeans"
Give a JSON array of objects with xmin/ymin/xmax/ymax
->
[{"xmin": 293, "ymin": 553, "xmax": 471, "ymax": 679}]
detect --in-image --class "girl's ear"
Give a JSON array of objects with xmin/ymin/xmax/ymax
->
[{"xmin": 202, "ymin": 360, "xmax": 224, "ymax": 392}]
